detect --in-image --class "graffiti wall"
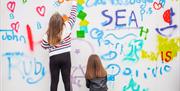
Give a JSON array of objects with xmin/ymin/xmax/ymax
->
[{"xmin": 0, "ymin": 0, "xmax": 180, "ymax": 91}]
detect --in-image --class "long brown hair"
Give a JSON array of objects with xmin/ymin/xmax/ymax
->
[
  {"xmin": 85, "ymin": 54, "xmax": 107, "ymax": 80},
  {"xmin": 47, "ymin": 12, "xmax": 64, "ymax": 46}
]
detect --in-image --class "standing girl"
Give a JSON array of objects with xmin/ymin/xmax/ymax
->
[
  {"xmin": 41, "ymin": 0, "xmax": 77, "ymax": 91},
  {"xmin": 85, "ymin": 54, "xmax": 108, "ymax": 91}
]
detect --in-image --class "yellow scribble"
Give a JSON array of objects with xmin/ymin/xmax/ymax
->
[
  {"xmin": 157, "ymin": 35, "xmax": 180, "ymax": 61},
  {"xmin": 141, "ymin": 50, "xmax": 159, "ymax": 61},
  {"xmin": 141, "ymin": 35, "xmax": 180, "ymax": 62},
  {"xmin": 171, "ymin": 0, "xmax": 179, "ymax": 1}
]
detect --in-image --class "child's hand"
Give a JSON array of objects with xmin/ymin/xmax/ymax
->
[{"xmin": 57, "ymin": 0, "xmax": 64, "ymax": 3}]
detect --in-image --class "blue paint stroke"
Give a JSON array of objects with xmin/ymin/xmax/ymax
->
[
  {"xmin": 2, "ymin": 52, "xmax": 46, "ymax": 84},
  {"xmin": 101, "ymin": 51, "xmax": 117, "ymax": 61},
  {"xmin": 123, "ymin": 67, "xmax": 132, "ymax": 76},
  {"xmin": 0, "ymin": 29, "xmax": 26, "ymax": 43},
  {"xmin": 106, "ymin": 64, "xmax": 121, "ymax": 81},
  {"xmin": 123, "ymin": 39, "xmax": 144, "ymax": 62},
  {"xmin": 89, "ymin": 28, "xmax": 104, "ymax": 46},
  {"xmin": 104, "ymin": 33, "xmax": 137, "ymax": 40}
]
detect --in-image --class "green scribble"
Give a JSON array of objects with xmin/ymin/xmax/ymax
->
[
  {"xmin": 23, "ymin": 0, "xmax": 27, "ymax": 4},
  {"xmin": 77, "ymin": 11, "xmax": 87, "ymax": 20},
  {"xmin": 140, "ymin": 27, "xmax": 149, "ymax": 40},
  {"xmin": 76, "ymin": 30, "xmax": 85, "ymax": 38}
]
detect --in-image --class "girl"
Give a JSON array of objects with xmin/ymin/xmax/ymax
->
[
  {"xmin": 85, "ymin": 54, "xmax": 108, "ymax": 91},
  {"xmin": 40, "ymin": 0, "xmax": 77, "ymax": 91}
]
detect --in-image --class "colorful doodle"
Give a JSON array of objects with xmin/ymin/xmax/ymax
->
[
  {"xmin": 22, "ymin": 0, "xmax": 27, "ymax": 4},
  {"xmin": 7, "ymin": 1, "xmax": 16, "ymax": 12},
  {"xmin": 0, "ymin": 0, "xmax": 179, "ymax": 91},
  {"xmin": 0, "ymin": 29, "xmax": 26, "ymax": 43},
  {"xmin": 153, "ymin": 2, "xmax": 162, "ymax": 10},
  {"xmin": 36, "ymin": 5, "xmax": 46, "ymax": 17},
  {"xmin": 157, "ymin": 35, "xmax": 180, "ymax": 62},
  {"xmin": 123, "ymin": 78, "xmax": 148, "ymax": 91},
  {"xmin": 11, "ymin": 21, "xmax": 20, "ymax": 33},
  {"xmin": 141, "ymin": 35, "xmax": 179, "ymax": 62},
  {"xmin": 26, "ymin": 24, "xmax": 34, "ymax": 51},
  {"xmin": 156, "ymin": 8, "xmax": 178, "ymax": 37},
  {"xmin": 85, "ymin": 0, "xmax": 153, "ymax": 7},
  {"xmin": 123, "ymin": 39, "xmax": 144, "ymax": 62},
  {"xmin": 71, "ymin": 65, "xmax": 85, "ymax": 87},
  {"xmin": 139, "ymin": 27, "xmax": 149, "ymax": 40},
  {"xmin": 2, "ymin": 52, "xmax": 46, "ymax": 84},
  {"xmin": 76, "ymin": 0, "xmax": 89, "ymax": 38},
  {"xmin": 141, "ymin": 50, "xmax": 159, "ymax": 61},
  {"xmin": 106, "ymin": 63, "xmax": 171, "ymax": 79},
  {"xmin": 101, "ymin": 9, "xmax": 139, "ymax": 29}
]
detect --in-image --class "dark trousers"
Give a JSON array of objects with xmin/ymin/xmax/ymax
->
[{"xmin": 50, "ymin": 52, "xmax": 71, "ymax": 91}]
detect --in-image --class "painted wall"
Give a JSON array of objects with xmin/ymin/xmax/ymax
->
[{"xmin": 0, "ymin": 0, "xmax": 180, "ymax": 91}]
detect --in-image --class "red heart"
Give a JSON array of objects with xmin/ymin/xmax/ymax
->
[
  {"xmin": 11, "ymin": 21, "xmax": 20, "ymax": 33},
  {"xmin": 7, "ymin": 1, "xmax": 16, "ymax": 12},
  {"xmin": 153, "ymin": 2, "xmax": 162, "ymax": 10},
  {"xmin": 36, "ymin": 6, "xmax": 46, "ymax": 16}
]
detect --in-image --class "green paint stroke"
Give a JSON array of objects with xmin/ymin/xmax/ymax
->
[
  {"xmin": 157, "ymin": 35, "xmax": 180, "ymax": 61},
  {"xmin": 77, "ymin": 11, "xmax": 87, "ymax": 20},
  {"xmin": 76, "ymin": 2, "xmax": 89, "ymax": 38},
  {"xmin": 76, "ymin": 30, "xmax": 85, "ymax": 38},
  {"xmin": 23, "ymin": 0, "xmax": 27, "ymax": 4},
  {"xmin": 140, "ymin": 27, "xmax": 149, "ymax": 40}
]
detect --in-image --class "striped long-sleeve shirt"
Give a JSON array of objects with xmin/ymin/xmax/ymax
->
[{"xmin": 41, "ymin": 1, "xmax": 77, "ymax": 57}]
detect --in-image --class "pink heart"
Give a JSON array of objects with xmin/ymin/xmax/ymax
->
[
  {"xmin": 153, "ymin": 2, "xmax": 162, "ymax": 10},
  {"xmin": 36, "ymin": 6, "xmax": 46, "ymax": 16},
  {"xmin": 11, "ymin": 21, "xmax": 20, "ymax": 33},
  {"xmin": 7, "ymin": 1, "xmax": 16, "ymax": 12}
]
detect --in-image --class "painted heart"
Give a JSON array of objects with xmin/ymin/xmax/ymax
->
[
  {"xmin": 7, "ymin": 1, "xmax": 16, "ymax": 12},
  {"xmin": 153, "ymin": 2, "xmax": 162, "ymax": 10},
  {"xmin": 11, "ymin": 21, "xmax": 20, "ymax": 33},
  {"xmin": 36, "ymin": 6, "xmax": 46, "ymax": 16}
]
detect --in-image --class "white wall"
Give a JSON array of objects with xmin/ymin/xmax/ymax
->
[{"xmin": 0, "ymin": 0, "xmax": 180, "ymax": 91}]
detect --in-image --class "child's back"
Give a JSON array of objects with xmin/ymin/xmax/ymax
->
[
  {"xmin": 86, "ymin": 77, "xmax": 108, "ymax": 91},
  {"xmin": 85, "ymin": 54, "xmax": 108, "ymax": 91}
]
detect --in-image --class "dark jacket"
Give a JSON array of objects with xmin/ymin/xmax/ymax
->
[{"xmin": 86, "ymin": 76, "xmax": 108, "ymax": 91}]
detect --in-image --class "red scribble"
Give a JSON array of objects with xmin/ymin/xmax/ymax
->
[
  {"xmin": 36, "ymin": 6, "xmax": 46, "ymax": 16},
  {"xmin": 26, "ymin": 24, "xmax": 34, "ymax": 51},
  {"xmin": 153, "ymin": 2, "xmax": 162, "ymax": 10},
  {"xmin": 163, "ymin": 9, "xmax": 171, "ymax": 24},
  {"xmin": 7, "ymin": 1, "xmax": 16, "ymax": 12},
  {"xmin": 11, "ymin": 21, "xmax": 20, "ymax": 33}
]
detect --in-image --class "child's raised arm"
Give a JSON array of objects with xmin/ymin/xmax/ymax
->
[{"xmin": 67, "ymin": 0, "xmax": 77, "ymax": 29}]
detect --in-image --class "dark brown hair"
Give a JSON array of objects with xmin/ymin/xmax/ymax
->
[
  {"xmin": 47, "ymin": 12, "xmax": 64, "ymax": 46},
  {"xmin": 85, "ymin": 54, "xmax": 107, "ymax": 80}
]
